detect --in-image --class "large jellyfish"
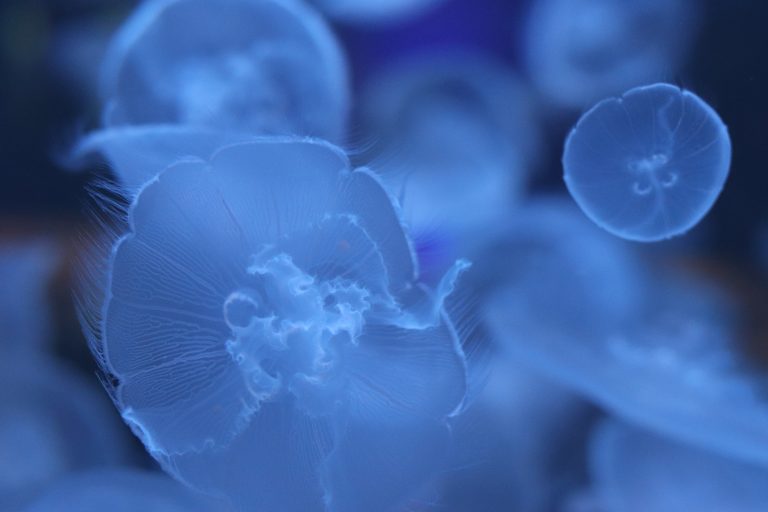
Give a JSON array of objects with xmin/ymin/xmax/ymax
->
[
  {"xmin": 588, "ymin": 420, "xmax": 768, "ymax": 512},
  {"xmin": 563, "ymin": 83, "xmax": 732, "ymax": 242},
  {"xmin": 308, "ymin": 0, "xmax": 446, "ymax": 24},
  {"xmin": 0, "ymin": 357, "xmax": 131, "ymax": 508},
  {"xmin": 21, "ymin": 469, "xmax": 226, "ymax": 512},
  {"xmin": 525, "ymin": 0, "xmax": 697, "ymax": 109},
  {"xmin": 488, "ymin": 256, "xmax": 768, "ymax": 467},
  {"xmin": 360, "ymin": 53, "xmax": 539, "ymax": 282},
  {"xmin": 73, "ymin": 0, "xmax": 349, "ymax": 192},
  {"xmin": 89, "ymin": 138, "xmax": 468, "ymax": 512},
  {"xmin": 0, "ymin": 239, "xmax": 58, "ymax": 354}
]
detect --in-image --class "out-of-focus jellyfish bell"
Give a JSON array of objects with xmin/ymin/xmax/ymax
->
[
  {"xmin": 0, "ymin": 358, "xmax": 131, "ymax": 507},
  {"xmin": 73, "ymin": 0, "xmax": 349, "ymax": 192},
  {"xmin": 91, "ymin": 138, "xmax": 468, "ymax": 512},
  {"xmin": 564, "ymin": 83, "xmax": 732, "ymax": 242},
  {"xmin": 361, "ymin": 54, "xmax": 539, "ymax": 282},
  {"xmin": 589, "ymin": 420, "xmax": 768, "ymax": 512},
  {"xmin": 488, "ymin": 264, "xmax": 768, "ymax": 467},
  {"xmin": 308, "ymin": 0, "xmax": 445, "ymax": 24},
  {"xmin": 0, "ymin": 239, "xmax": 58, "ymax": 354},
  {"xmin": 21, "ymin": 469, "xmax": 225, "ymax": 512},
  {"xmin": 525, "ymin": 0, "xmax": 697, "ymax": 108}
]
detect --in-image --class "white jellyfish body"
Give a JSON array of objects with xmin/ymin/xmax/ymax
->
[
  {"xmin": 589, "ymin": 420, "xmax": 768, "ymax": 512},
  {"xmin": 361, "ymin": 54, "xmax": 539, "ymax": 282},
  {"xmin": 73, "ymin": 0, "xmax": 349, "ymax": 193},
  {"xmin": 564, "ymin": 83, "xmax": 732, "ymax": 242},
  {"xmin": 21, "ymin": 469, "xmax": 225, "ymax": 512},
  {"xmin": 525, "ymin": 0, "xmax": 697, "ymax": 108},
  {"xmin": 0, "ymin": 358, "xmax": 131, "ymax": 507},
  {"xmin": 92, "ymin": 138, "xmax": 468, "ymax": 512}
]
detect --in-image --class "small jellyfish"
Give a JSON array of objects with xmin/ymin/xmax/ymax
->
[
  {"xmin": 488, "ymin": 262, "xmax": 768, "ymax": 467},
  {"xmin": 0, "ymin": 357, "xmax": 131, "ymax": 507},
  {"xmin": 589, "ymin": 420, "xmax": 768, "ymax": 512},
  {"xmin": 21, "ymin": 469, "xmax": 225, "ymax": 512},
  {"xmin": 563, "ymin": 83, "xmax": 732, "ymax": 242},
  {"xmin": 89, "ymin": 138, "xmax": 468, "ymax": 512},
  {"xmin": 525, "ymin": 0, "xmax": 697, "ymax": 108},
  {"xmin": 360, "ymin": 53, "xmax": 539, "ymax": 282},
  {"xmin": 73, "ymin": 0, "xmax": 349, "ymax": 192},
  {"xmin": 0, "ymin": 239, "xmax": 58, "ymax": 354},
  {"xmin": 308, "ymin": 0, "xmax": 445, "ymax": 24}
]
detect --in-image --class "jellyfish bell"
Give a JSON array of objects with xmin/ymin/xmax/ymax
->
[
  {"xmin": 589, "ymin": 420, "xmax": 768, "ymax": 512},
  {"xmin": 525, "ymin": 0, "xmax": 698, "ymax": 108},
  {"xmin": 563, "ymin": 83, "xmax": 732, "ymax": 242},
  {"xmin": 90, "ymin": 137, "xmax": 468, "ymax": 512}
]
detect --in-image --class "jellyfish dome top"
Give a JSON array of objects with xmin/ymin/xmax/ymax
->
[
  {"xmin": 309, "ymin": 0, "xmax": 446, "ymax": 24},
  {"xmin": 589, "ymin": 420, "xmax": 768, "ymax": 512},
  {"xmin": 361, "ymin": 53, "xmax": 539, "ymax": 281},
  {"xmin": 488, "ymin": 262, "xmax": 768, "ymax": 468},
  {"xmin": 92, "ymin": 137, "xmax": 468, "ymax": 512},
  {"xmin": 0, "ymin": 357, "xmax": 131, "ymax": 506},
  {"xmin": 0, "ymin": 239, "xmax": 58, "ymax": 354},
  {"xmin": 21, "ymin": 469, "xmax": 225, "ymax": 512},
  {"xmin": 563, "ymin": 83, "xmax": 732, "ymax": 242},
  {"xmin": 72, "ymin": 0, "xmax": 349, "ymax": 193},
  {"xmin": 525, "ymin": 0, "xmax": 697, "ymax": 108}
]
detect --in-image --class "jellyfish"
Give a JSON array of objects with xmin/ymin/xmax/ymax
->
[
  {"xmin": 563, "ymin": 83, "xmax": 732, "ymax": 242},
  {"xmin": 72, "ymin": 0, "xmax": 349, "ymax": 193},
  {"xmin": 588, "ymin": 420, "xmax": 768, "ymax": 512},
  {"xmin": 88, "ymin": 137, "xmax": 468, "ymax": 512},
  {"xmin": 307, "ymin": 0, "xmax": 445, "ymax": 24},
  {"xmin": 525, "ymin": 0, "xmax": 697, "ymax": 109},
  {"xmin": 487, "ymin": 253, "xmax": 768, "ymax": 468},
  {"xmin": 0, "ymin": 357, "xmax": 132, "ymax": 507},
  {"xmin": 360, "ymin": 53, "xmax": 539, "ymax": 283},
  {"xmin": 0, "ymin": 239, "xmax": 58, "ymax": 354},
  {"xmin": 21, "ymin": 469, "xmax": 226, "ymax": 512}
]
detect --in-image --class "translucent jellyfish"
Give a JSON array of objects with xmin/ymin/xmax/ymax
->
[
  {"xmin": 308, "ymin": 0, "xmax": 445, "ymax": 24},
  {"xmin": 21, "ymin": 469, "xmax": 225, "ymax": 512},
  {"xmin": 0, "ymin": 357, "xmax": 131, "ymax": 507},
  {"xmin": 525, "ymin": 0, "xmax": 697, "ymax": 108},
  {"xmin": 589, "ymin": 420, "xmax": 768, "ymax": 512},
  {"xmin": 0, "ymin": 239, "xmax": 58, "ymax": 354},
  {"xmin": 91, "ymin": 138, "xmax": 468, "ymax": 512},
  {"xmin": 360, "ymin": 53, "xmax": 539, "ymax": 282},
  {"xmin": 563, "ymin": 83, "xmax": 732, "ymax": 242},
  {"xmin": 73, "ymin": 0, "xmax": 349, "ymax": 193},
  {"xmin": 488, "ymin": 260, "xmax": 768, "ymax": 467}
]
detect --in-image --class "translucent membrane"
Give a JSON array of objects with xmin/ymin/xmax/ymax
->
[{"xmin": 564, "ymin": 83, "xmax": 732, "ymax": 242}]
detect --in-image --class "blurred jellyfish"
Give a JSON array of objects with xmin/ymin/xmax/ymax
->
[
  {"xmin": 361, "ymin": 53, "xmax": 540, "ymax": 282},
  {"xmin": 21, "ymin": 469, "xmax": 226, "ymax": 512},
  {"xmin": 588, "ymin": 420, "xmax": 768, "ymax": 512},
  {"xmin": 0, "ymin": 239, "xmax": 58, "ymax": 354},
  {"xmin": 73, "ymin": 0, "xmax": 349, "ymax": 192},
  {"xmin": 88, "ymin": 138, "xmax": 468, "ymax": 512},
  {"xmin": 308, "ymin": 0, "xmax": 445, "ymax": 24},
  {"xmin": 0, "ymin": 357, "xmax": 132, "ymax": 507},
  {"xmin": 488, "ymin": 255, "xmax": 768, "ymax": 467},
  {"xmin": 525, "ymin": 0, "xmax": 697, "ymax": 108},
  {"xmin": 563, "ymin": 83, "xmax": 732, "ymax": 242}
]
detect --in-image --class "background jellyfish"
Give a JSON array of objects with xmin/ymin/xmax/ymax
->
[
  {"xmin": 308, "ymin": 0, "xmax": 446, "ymax": 24},
  {"xmin": 0, "ymin": 239, "xmax": 58, "ymax": 355},
  {"xmin": 588, "ymin": 420, "xmax": 768, "ymax": 512},
  {"xmin": 563, "ymin": 83, "xmax": 732, "ymax": 242},
  {"xmin": 524, "ymin": 0, "xmax": 698, "ymax": 109},
  {"xmin": 73, "ymin": 0, "xmax": 349, "ymax": 193},
  {"xmin": 0, "ymin": 357, "xmax": 132, "ymax": 508},
  {"xmin": 90, "ymin": 138, "xmax": 468, "ymax": 512},
  {"xmin": 488, "ymin": 260, "xmax": 768, "ymax": 467},
  {"xmin": 21, "ymin": 469, "xmax": 226, "ymax": 512},
  {"xmin": 360, "ymin": 53, "xmax": 539, "ymax": 283}
]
